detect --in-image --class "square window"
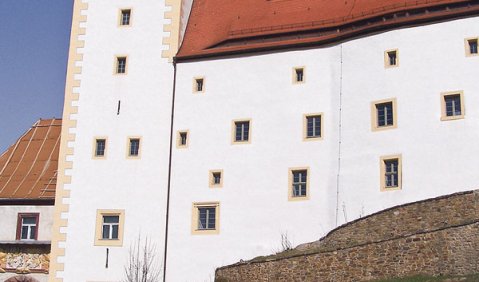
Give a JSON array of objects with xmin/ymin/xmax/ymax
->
[
  {"xmin": 288, "ymin": 168, "xmax": 310, "ymax": 201},
  {"xmin": 232, "ymin": 120, "xmax": 251, "ymax": 144},
  {"xmin": 128, "ymin": 138, "xmax": 141, "ymax": 157},
  {"xmin": 16, "ymin": 213, "xmax": 39, "ymax": 240},
  {"xmin": 371, "ymin": 98, "xmax": 397, "ymax": 131},
  {"xmin": 116, "ymin": 57, "xmax": 127, "ymax": 74},
  {"xmin": 380, "ymin": 155, "xmax": 402, "ymax": 191},
  {"xmin": 209, "ymin": 170, "xmax": 223, "ymax": 188},
  {"xmin": 293, "ymin": 67, "xmax": 305, "ymax": 83},
  {"xmin": 465, "ymin": 38, "xmax": 478, "ymax": 56},
  {"xmin": 192, "ymin": 203, "xmax": 220, "ymax": 235},
  {"xmin": 94, "ymin": 138, "xmax": 106, "ymax": 157},
  {"xmin": 441, "ymin": 91, "xmax": 465, "ymax": 121},
  {"xmin": 303, "ymin": 114, "xmax": 323, "ymax": 140},
  {"xmin": 177, "ymin": 131, "xmax": 189, "ymax": 148},
  {"xmin": 95, "ymin": 209, "xmax": 125, "ymax": 246},
  {"xmin": 384, "ymin": 49, "xmax": 399, "ymax": 67},
  {"xmin": 193, "ymin": 78, "xmax": 204, "ymax": 92},
  {"xmin": 120, "ymin": 9, "xmax": 131, "ymax": 26}
]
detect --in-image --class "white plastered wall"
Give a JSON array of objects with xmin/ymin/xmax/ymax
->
[
  {"xmin": 0, "ymin": 206, "xmax": 54, "ymax": 241},
  {"xmin": 167, "ymin": 16, "xmax": 479, "ymax": 281},
  {"xmin": 59, "ymin": 0, "xmax": 174, "ymax": 281}
]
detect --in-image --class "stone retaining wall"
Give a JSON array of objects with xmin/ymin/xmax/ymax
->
[{"xmin": 216, "ymin": 190, "xmax": 479, "ymax": 281}]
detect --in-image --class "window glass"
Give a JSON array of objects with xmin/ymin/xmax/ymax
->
[
  {"xmin": 235, "ymin": 121, "xmax": 249, "ymax": 142},
  {"xmin": 292, "ymin": 170, "xmax": 307, "ymax": 197},
  {"xmin": 306, "ymin": 116, "xmax": 321, "ymax": 138},
  {"xmin": 444, "ymin": 95, "xmax": 461, "ymax": 116},
  {"xmin": 376, "ymin": 102, "xmax": 394, "ymax": 126}
]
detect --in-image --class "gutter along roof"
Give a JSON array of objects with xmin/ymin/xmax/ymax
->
[
  {"xmin": 0, "ymin": 119, "xmax": 61, "ymax": 202},
  {"xmin": 176, "ymin": 0, "xmax": 479, "ymax": 60}
]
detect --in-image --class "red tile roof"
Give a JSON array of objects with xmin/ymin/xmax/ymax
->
[
  {"xmin": 177, "ymin": 0, "xmax": 479, "ymax": 60},
  {"xmin": 0, "ymin": 119, "xmax": 61, "ymax": 200}
]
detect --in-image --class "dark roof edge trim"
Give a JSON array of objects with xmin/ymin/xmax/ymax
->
[{"xmin": 0, "ymin": 198, "xmax": 55, "ymax": 206}]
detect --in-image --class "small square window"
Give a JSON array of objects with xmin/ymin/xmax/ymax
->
[
  {"xmin": 193, "ymin": 78, "xmax": 204, "ymax": 92},
  {"xmin": 380, "ymin": 155, "xmax": 402, "ymax": 191},
  {"xmin": 303, "ymin": 114, "xmax": 323, "ymax": 140},
  {"xmin": 232, "ymin": 120, "xmax": 251, "ymax": 144},
  {"xmin": 441, "ymin": 91, "xmax": 465, "ymax": 121},
  {"xmin": 116, "ymin": 57, "xmax": 127, "ymax": 74},
  {"xmin": 288, "ymin": 168, "xmax": 310, "ymax": 201},
  {"xmin": 128, "ymin": 138, "xmax": 141, "ymax": 157},
  {"xmin": 209, "ymin": 170, "xmax": 223, "ymax": 188},
  {"xmin": 120, "ymin": 9, "xmax": 131, "ymax": 26},
  {"xmin": 177, "ymin": 131, "xmax": 189, "ymax": 148},
  {"xmin": 465, "ymin": 38, "xmax": 478, "ymax": 56},
  {"xmin": 16, "ymin": 213, "xmax": 39, "ymax": 240},
  {"xmin": 192, "ymin": 202, "xmax": 220, "ymax": 235},
  {"xmin": 371, "ymin": 98, "xmax": 397, "ymax": 131},
  {"xmin": 293, "ymin": 67, "xmax": 305, "ymax": 83},
  {"xmin": 95, "ymin": 209, "xmax": 125, "ymax": 246},
  {"xmin": 384, "ymin": 49, "xmax": 399, "ymax": 67},
  {"xmin": 94, "ymin": 138, "xmax": 106, "ymax": 158}
]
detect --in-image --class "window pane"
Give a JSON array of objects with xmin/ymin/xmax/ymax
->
[
  {"xmin": 23, "ymin": 217, "xmax": 36, "ymax": 224},
  {"xmin": 384, "ymin": 159, "xmax": 399, "ymax": 188},
  {"xmin": 21, "ymin": 226, "xmax": 29, "ymax": 239},
  {"xmin": 96, "ymin": 139, "xmax": 105, "ymax": 156},
  {"xmin": 377, "ymin": 102, "xmax": 393, "ymax": 126},
  {"xmin": 103, "ymin": 216, "xmax": 119, "ymax": 224},
  {"xmin": 130, "ymin": 139, "xmax": 140, "ymax": 156},
  {"xmin": 102, "ymin": 225, "xmax": 110, "ymax": 239},
  {"xmin": 180, "ymin": 133, "xmax": 187, "ymax": 145},
  {"xmin": 112, "ymin": 225, "xmax": 119, "ymax": 239},
  {"xmin": 445, "ymin": 95, "xmax": 461, "ymax": 116},
  {"xmin": 469, "ymin": 40, "xmax": 478, "ymax": 54},
  {"xmin": 29, "ymin": 226, "xmax": 36, "ymax": 239},
  {"xmin": 235, "ymin": 122, "xmax": 249, "ymax": 141}
]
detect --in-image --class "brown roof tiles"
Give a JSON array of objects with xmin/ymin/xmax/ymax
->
[
  {"xmin": 177, "ymin": 0, "xmax": 478, "ymax": 60},
  {"xmin": 0, "ymin": 119, "xmax": 61, "ymax": 200}
]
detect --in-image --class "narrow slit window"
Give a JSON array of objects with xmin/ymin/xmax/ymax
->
[
  {"xmin": 385, "ymin": 50, "xmax": 399, "ymax": 67},
  {"xmin": 120, "ymin": 9, "xmax": 131, "ymax": 26},
  {"xmin": 468, "ymin": 39, "xmax": 478, "ymax": 55},
  {"xmin": 95, "ymin": 139, "xmax": 106, "ymax": 157},
  {"xmin": 116, "ymin": 57, "xmax": 127, "ymax": 74},
  {"xmin": 234, "ymin": 121, "xmax": 250, "ymax": 142},
  {"xmin": 291, "ymin": 170, "xmax": 307, "ymax": 198},
  {"xmin": 129, "ymin": 138, "xmax": 140, "ymax": 157},
  {"xmin": 180, "ymin": 132, "xmax": 187, "ymax": 146},
  {"xmin": 295, "ymin": 68, "xmax": 304, "ymax": 82},
  {"xmin": 195, "ymin": 78, "xmax": 204, "ymax": 92},
  {"xmin": 209, "ymin": 170, "xmax": 223, "ymax": 187}
]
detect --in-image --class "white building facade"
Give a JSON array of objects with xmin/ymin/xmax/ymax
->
[{"xmin": 51, "ymin": 0, "xmax": 479, "ymax": 281}]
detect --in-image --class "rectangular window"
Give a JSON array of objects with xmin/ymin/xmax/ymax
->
[
  {"xmin": 380, "ymin": 155, "xmax": 402, "ymax": 191},
  {"xmin": 102, "ymin": 215, "xmax": 119, "ymax": 240},
  {"xmin": 209, "ymin": 170, "xmax": 223, "ymax": 188},
  {"xmin": 128, "ymin": 138, "xmax": 141, "ymax": 157},
  {"xmin": 120, "ymin": 9, "xmax": 131, "ymax": 26},
  {"xmin": 441, "ymin": 91, "xmax": 465, "ymax": 121},
  {"xmin": 95, "ymin": 139, "xmax": 106, "ymax": 157},
  {"xmin": 192, "ymin": 203, "xmax": 220, "ymax": 235},
  {"xmin": 177, "ymin": 131, "xmax": 189, "ymax": 148},
  {"xmin": 16, "ymin": 213, "xmax": 39, "ymax": 240},
  {"xmin": 371, "ymin": 98, "xmax": 397, "ymax": 131},
  {"xmin": 193, "ymin": 77, "xmax": 204, "ymax": 93},
  {"xmin": 288, "ymin": 168, "xmax": 310, "ymax": 201},
  {"xmin": 304, "ymin": 114, "xmax": 322, "ymax": 140},
  {"xmin": 95, "ymin": 209, "xmax": 125, "ymax": 246},
  {"xmin": 384, "ymin": 49, "xmax": 399, "ymax": 67},
  {"xmin": 232, "ymin": 120, "xmax": 251, "ymax": 144},
  {"xmin": 466, "ymin": 38, "xmax": 478, "ymax": 56},
  {"xmin": 293, "ymin": 67, "xmax": 305, "ymax": 83},
  {"xmin": 116, "ymin": 57, "xmax": 127, "ymax": 74}
]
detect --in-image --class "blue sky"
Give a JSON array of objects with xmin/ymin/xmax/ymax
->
[{"xmin": 0, "ymin": 0, "xmax": 73, "ymax": 152}]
